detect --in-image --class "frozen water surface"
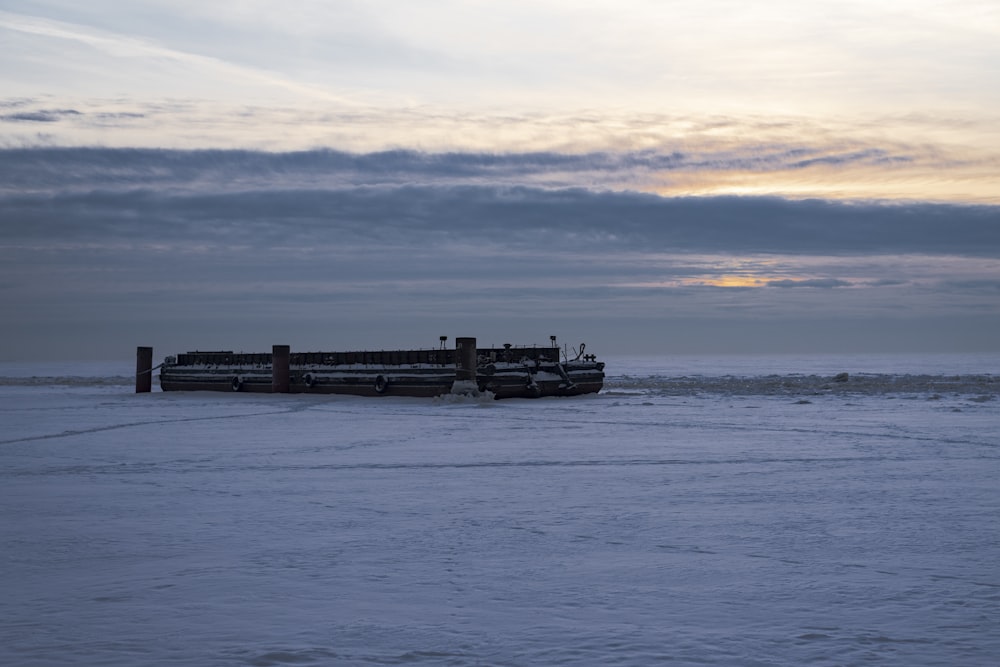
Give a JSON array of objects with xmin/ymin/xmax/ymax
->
[{"xmin": 1, "ymin": 356, "xmax": 999, "ymax": 666}]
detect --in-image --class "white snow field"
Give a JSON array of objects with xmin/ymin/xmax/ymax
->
[{"xmin": 2, "ymin": 355, "xmax": 999, "ymax": 666}]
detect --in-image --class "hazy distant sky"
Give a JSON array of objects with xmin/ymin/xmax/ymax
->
[{"xmin": 1, "ymin": 1, "xmax": 999, "ymax": 360}]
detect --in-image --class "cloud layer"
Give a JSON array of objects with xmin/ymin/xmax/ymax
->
[
  {"xmin": 2, "ymin": 148, "xmax": 998, "ymax": 359},
  {"xmin": 4, "ymin": 100, "xmax": 997, "ymax": 204}
]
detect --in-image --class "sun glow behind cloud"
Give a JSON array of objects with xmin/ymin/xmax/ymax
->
[{"xmin": 610, "ymin": 251, "xmax": 1000, "ymax": 298}]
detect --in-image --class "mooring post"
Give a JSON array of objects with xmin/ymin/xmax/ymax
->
[
  {"xmin": 136, "ymin": 346, "xmax": 153, "ymax": 393},
  {"xmin": 272, "ymin": 344, "xmax": 290, "ymax": 393},
  {"xmin": 455, "ymin": 337, "xmax": 477, "ymax": 384}
]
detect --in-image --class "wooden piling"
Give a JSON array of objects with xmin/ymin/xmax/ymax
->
[
  {"xmin": 136, "ymin": 346, "xmax": 153, "ymax": 393},
  {"xmin": 272, "ymin": 345, "xmax": 290, "ymax": 393},
  {"xmin": 455, "ymin": 337, "xmax": 477, "ymax": 383}
]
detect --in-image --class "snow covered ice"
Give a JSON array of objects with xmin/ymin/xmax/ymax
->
[{"xmin": 2, "ymin": 355, "xmax": 999, "ymax": 666}]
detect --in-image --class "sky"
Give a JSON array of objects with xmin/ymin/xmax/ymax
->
[{"xmin": 1, "ymin": 0, "xmax": 999, "ymax": 360}]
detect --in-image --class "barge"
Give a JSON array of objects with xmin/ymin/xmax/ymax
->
[{"xmin": 154, "ymin": 336, "xmax": 604, "ymax": 399}]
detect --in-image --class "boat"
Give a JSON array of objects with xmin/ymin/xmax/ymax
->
[{"xmin": 157, "ymin": 336, "xmax": 604, "ymax": 399}]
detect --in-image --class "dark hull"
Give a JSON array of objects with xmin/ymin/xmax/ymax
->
[
  {"xmin": 160, "ymin": 370, "xmax": 455, "ymax": 397},
  {"xmin": 159, "ymin": 369, "xmax": 603, "ymax": 399},
  {"xmin": 158, "ymin": 345, "xmax": 604, "ymax": 399}
]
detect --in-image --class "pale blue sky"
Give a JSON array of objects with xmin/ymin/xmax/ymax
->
[{"xmin": 4, "ymin": 1, "xmax": 999, "ymax": 112}]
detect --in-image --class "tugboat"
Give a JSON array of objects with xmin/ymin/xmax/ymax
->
[{"xmin": 157, "ymin": 336, "xmax": 604, "ymax": 399}]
